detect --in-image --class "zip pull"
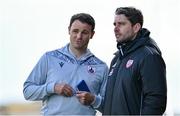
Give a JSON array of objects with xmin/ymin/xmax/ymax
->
[{"xmin": 119, "ymin": 45, "xmax": 124, "ymax": 56}]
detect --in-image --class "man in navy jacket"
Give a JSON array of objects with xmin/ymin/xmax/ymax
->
[{"xmin": 103, "ymin": 7, "xmax": 167, "ymax": 115}]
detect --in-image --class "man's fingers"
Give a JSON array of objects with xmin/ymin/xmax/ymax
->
[{"xmin": 63, "ymin": 86, "xmax": 74, "ymax": 97}]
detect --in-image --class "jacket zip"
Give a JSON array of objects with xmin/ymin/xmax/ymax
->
[{"xmin": 119, "ymin": 45, "xmax": 124, "ymax": 56}]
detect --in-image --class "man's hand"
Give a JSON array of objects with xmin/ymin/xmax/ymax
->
[
  {"xmin": 54, "ymin": 83, "xmax": 74, "ymax": 97},
  {"xmin": 76, "ymin": 91, "xmax": 95, "ymax": 105}
]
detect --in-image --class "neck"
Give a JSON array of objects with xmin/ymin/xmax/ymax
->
[{"xmin": 69, "ymin": 45, "xmax": 87, "ymax": 59}]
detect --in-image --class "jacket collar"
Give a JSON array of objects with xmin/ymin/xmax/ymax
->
[
  {"xmin": 115, "ymin": 28, "xmax": 161, "ymax": 58},
  {"xmin": 57, "ymin": 43, "xmax": 94, "ymax": 62}
]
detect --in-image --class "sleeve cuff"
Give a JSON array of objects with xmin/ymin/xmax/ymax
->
[
  {"xmin": 91, "ymin": 95, "xmax": 102, "ymax": 108},
  {"xmin": 46, "ymin": 82, "xmax": 56, "ymax": 94}
]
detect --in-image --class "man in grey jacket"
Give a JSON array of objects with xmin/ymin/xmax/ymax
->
[{"xmin": 23, "ymin": 13, "xmax": 108, "ymax": 115}]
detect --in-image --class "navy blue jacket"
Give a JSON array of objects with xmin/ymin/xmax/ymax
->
[{"xmin": 103, "ymin": 28, "xmax": 167, "ymax": 115}]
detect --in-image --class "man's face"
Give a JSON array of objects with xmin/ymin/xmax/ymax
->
[
  {"xmin": 69, "ymin": 20, "xmax": 94, "ymax": 51},
  {"xmin": 114, "ymin": 14, "xmax": 137, "ymax": 43}
]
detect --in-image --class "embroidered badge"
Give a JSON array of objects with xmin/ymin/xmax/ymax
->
[
  {"xmin": 126, "ymin": 59, "xmax": 134, "ymax": 68},
  {"xmin": 87, "ymin": 66, "xmax": 95, "ymax": 74},
  {"xmin": 59, "ymin": 62, "xmax": 64, "ymax": 67}
]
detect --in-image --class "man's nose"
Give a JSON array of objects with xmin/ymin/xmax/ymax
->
[
  {"xmin": 77, "ymin": 32, "xmax": 82, "ymax": 38},
  {"xmin": 114, "ymin": 26, "xmax": 119, "ymax": 32}
]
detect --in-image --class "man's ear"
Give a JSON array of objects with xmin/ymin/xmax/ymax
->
[
  {"xmin": 90, "ymin": 31, "xmax": 95, "ymax": 39},
  {"xmin": 133, "ymin": 23, "xmax": 141, "ymax": 33}
]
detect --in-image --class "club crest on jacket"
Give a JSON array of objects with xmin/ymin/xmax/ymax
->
[
  {"xmin": 87, "ymin": 66, "xmax": 95, "ymax": 74},
  {"xmin": 126, "ymin": 59, "xmax": 134, "ymax": 68}
]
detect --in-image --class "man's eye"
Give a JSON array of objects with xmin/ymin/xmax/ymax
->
[
  {"xmin": 82, "ymin": 31, "xmax": 89, "ymax": 35},
  {"xmin": 73, "ymin": 30, "xmax": 78, "ymax": 33},
  {"xmin": 119, "ymin": 22, "xmax": 126, "ymax": 25}
]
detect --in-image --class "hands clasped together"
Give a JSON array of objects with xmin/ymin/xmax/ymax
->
[{"xmin": 54, "ymin": 83, "xmax": 95, "ymax": 106}]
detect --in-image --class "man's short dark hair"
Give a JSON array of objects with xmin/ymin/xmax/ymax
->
[
  {"xmin": 69, "ymin": 13, "xmax": 95, "ymax": 32},
  {"xmin": 115, "ymin": 7, "xmax": 143, "ymax": 27}
]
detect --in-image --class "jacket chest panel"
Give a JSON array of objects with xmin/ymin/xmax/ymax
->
[
  {"xmin": 116, "ymin": 56, "xmax": 140, "ymax": 83},
  {"xmin": 46, "ymin": 58, "xmax": 103, "ymax": 92}
]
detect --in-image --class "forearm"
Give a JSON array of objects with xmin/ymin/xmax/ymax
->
[
  {"xmin": 141, "ymin": 94, "xmax": 167, "ymax": 115},
  {"xmin": 23, "ymin": 81, "xmax": 55, "ymax": 101},
  {"xmin": 91, "ymin": 94, "xmax": 102, "ymax": 108}
]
